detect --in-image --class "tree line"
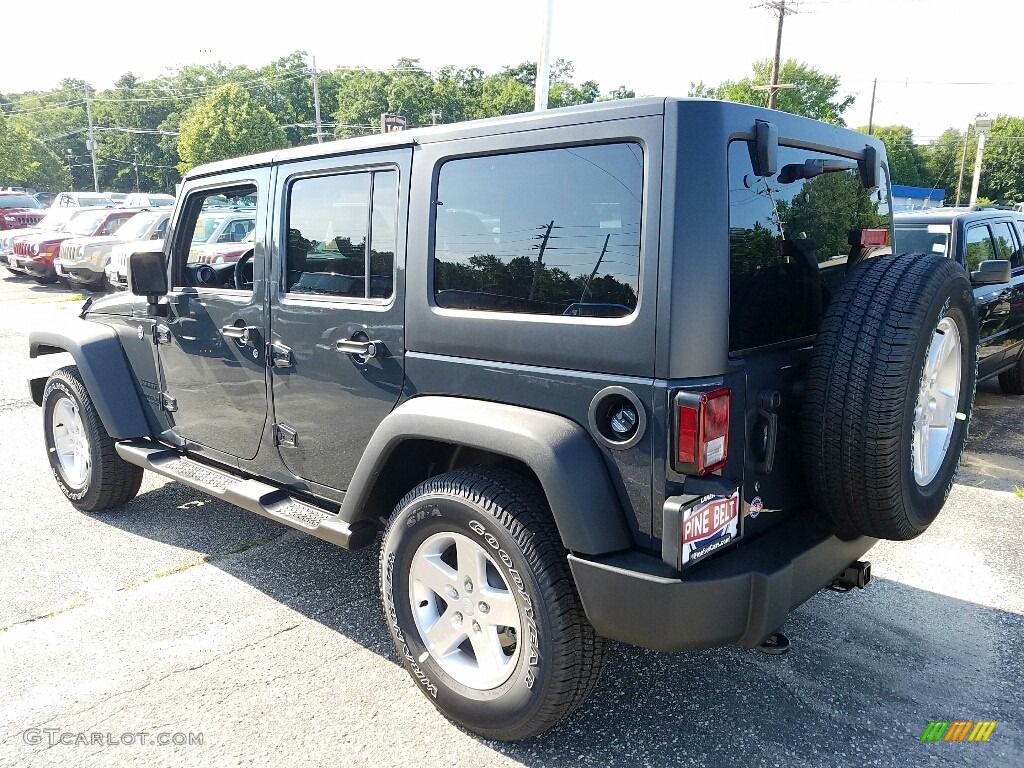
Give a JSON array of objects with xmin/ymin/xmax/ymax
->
[{"xmin": 2, "ymin": 52, "xmax": 1021, "ymax": 205}]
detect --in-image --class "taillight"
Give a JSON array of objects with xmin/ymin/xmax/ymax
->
[
  {"xmin": 860, "ymin": 228, "xmax": 888, "ymax": 247},
  {"xmin": 674, "ymin": 388, "xmax": 730, "ymax": 475}
]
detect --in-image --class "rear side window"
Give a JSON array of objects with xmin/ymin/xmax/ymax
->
[
  {"xmin": 728, "ymin": 140, "xmax": 891, "ymax": 353},
  {"xmin": 285, "ymin": 169, "xmax": 397, "ymax": 299},
  {"xmin": 990, "ymin": 221, "xmax": 1021, "ymax": 268},
  {"xmin": 432, "ymin": 142, "xmax": 643, "ymax": 318}
]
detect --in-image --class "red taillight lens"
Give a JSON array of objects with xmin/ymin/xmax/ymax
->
[
  {"xmin": 677, "ymin": 405, "xmax": 698, "ymax": 465},
  {"xmin": 860, "ymin": 228, "xmax": 888, "ymax": 247},
  {"xmin": 675, "ymin": 388, "xmax": 731, "ymax": 475}
]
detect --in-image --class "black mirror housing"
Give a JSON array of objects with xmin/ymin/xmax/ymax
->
[
  {"xmin": 129, "ymin": 251, "xmax": 168, "ymax": 297},
  {"xmin": 754, "ymin": 120, "xmax": 778, "ymax": 177},
  {"xmin": 859, "ymin": 145, "xmax": 881, "ymax": 189},
  {"xmin": 971, "ymin": 259, "xmax": 1012, "ymax": 286}
]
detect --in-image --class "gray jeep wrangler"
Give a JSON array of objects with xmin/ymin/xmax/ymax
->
[{"xmin": 29, "ymin": 98, "xmax": 978, "ymax": 741}]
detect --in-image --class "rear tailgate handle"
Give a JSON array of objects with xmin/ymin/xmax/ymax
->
[{"xmin": 755, "ymin": 389, "xmax": 780, "ymax": 474}]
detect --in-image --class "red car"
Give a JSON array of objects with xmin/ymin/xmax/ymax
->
[
  {"xmin": 0, "ymin": 194, "xmax": 47, "ymax": 231},
  {"xmin": 9, "ymin": 208, "xmax": 141, "ymax": 284}
]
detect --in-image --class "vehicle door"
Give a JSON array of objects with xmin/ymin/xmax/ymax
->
[
  {"xmin": 154, "ymin": 170, "xmax": 271, "ymax": 461},
  {"xmin": 268, "ymin": 149, "xmax": 409, "ymax": 490},
  {"xmin": 997, "ymin": 219, "xmax": 1024, "ymax": 365},
  {"xmin": 962, "ymin": 222, "xmax": 1014, "ymax": 378}
]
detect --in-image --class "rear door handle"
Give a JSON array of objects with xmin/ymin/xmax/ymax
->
[
  {"xmin": 335, "ymin": 339, "xmax": 383, "ymax": 358},
  {"xmin": 221, "ymin": 325, "xmax": 260, "ymax": 346}
]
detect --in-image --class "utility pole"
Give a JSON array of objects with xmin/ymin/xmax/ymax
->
[
  {"xmin": 955, "ymin": 124, "xmax": 971, "ymax": 207},
  {"xmin": 133, "ymin": 146, "xmax": 140, "ymax": 192},
  {"xmin": 752, "ymin": 1, "xmax": 798, "ymax": 109},
  {"xmin": 534, "ymin": 0, "xmax": 554, "ymax": 111},
  {"xmin": 969, "ymin": 117, "xmax": 993, "ymax": 207},
  {"xmin": 83, "ymin": 87, "xmax": 99, "ymax": 192},
  {"xmin": 867, "ymin": 78, "xmax": 877, "ymax": 135},
  {"xmin": 528, "ymin": 220, "xmax": 555, "ymax": 300},
  {"xmin": 580, "ymin": 233, "xmax": 611, "ymax": 303},
  {"xmin": 428, "ymin": 110, "xmax": 441, "ymax": 125},
  {"xmin": 311, "ymin": 56, "xmax": 324, "ymax": 143}
]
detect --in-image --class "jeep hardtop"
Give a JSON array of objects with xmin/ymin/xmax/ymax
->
[{"xmin": 28, "ymin": 97, "xmax": 979, "ymax": 741}]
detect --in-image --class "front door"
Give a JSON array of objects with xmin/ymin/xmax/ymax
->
[
  {"xmin": 269, "ymin": 149, "xmax": 410, "ymax": 490},
  {"xmin": 963, "ymin": 222, "xmax": 1015, "ymax": 378},
  {"xmin": 156, "ymin": 170, "xmax": 271, "ymax": 461}
]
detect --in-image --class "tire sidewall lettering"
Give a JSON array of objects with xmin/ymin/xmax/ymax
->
[{"xmin": 43, "ymin": 378, "xmax": 91, "ymax": 500}]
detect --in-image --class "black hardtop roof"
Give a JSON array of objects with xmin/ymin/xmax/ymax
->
[{"xmin": 185, "ymin": 97, "xmax": 886, "ymax": 181}]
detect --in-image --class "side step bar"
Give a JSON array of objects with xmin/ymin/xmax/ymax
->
[{"xmin": 115, "ymin": 440, "xmax": 377, "ymax": 550}]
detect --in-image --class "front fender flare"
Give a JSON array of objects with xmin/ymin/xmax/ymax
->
[
  {"xmin": 29, "ymin": 320, "xmax": 151, "ymax": 440},
  {"xmin": 340, "ymin": 396, "xmax": 633, "ymax": 555}
]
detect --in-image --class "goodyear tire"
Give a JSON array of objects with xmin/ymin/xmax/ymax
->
[
  {"xmin": 379, "ymin": 467, "xmax": 604, "ymax": 741},
  {"xmin": 802, "ymin": 253, "xmax": 978, "ymax": 540},
  {"xmin": 42, "ymin": 366, "xmax": 144, "ymax": 512}
]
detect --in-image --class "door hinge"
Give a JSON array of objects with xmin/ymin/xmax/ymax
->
[
  {"xmin": 153, "ymin": 324, "xmax": 171, "ymax": 345},
  {"xmin": 269, "ymin": 341, "xmax": 293, "ymax": 368},
  {"xmin": 275, "ymin": 423, "xmax": 297, "ymax": 447},
  {"xmin": 160, "ymin": 393, "xmax": 178, "ymax": 412}
]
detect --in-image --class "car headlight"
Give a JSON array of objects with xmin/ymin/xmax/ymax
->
[{"xmin": 31, "ymin": 243, "xmax": 39, "ymax": 255}]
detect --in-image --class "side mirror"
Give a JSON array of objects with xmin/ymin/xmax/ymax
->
[
  {"xmin": 971, "ymin": 259, "xmax": 1012, "ymax": 286},
  {"xmin": 129, "ymin": 250, "xmax": 168, "ymax": 316}
]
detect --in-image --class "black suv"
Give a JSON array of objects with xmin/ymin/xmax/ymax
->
[
  {"xmin": 895, "ymin": 207, "xmax": 1024, "ymax": 393},
  {"xmin": 28, "ymin": 99, "xmax": 980, "ymax": 741}
]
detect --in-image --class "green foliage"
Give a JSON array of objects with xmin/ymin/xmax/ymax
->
[
  {"xmin": 979, "ymin": 116, "xmax": 1024, "ymax": 205},
  {"xmin": 0, "ymin": 114, "xmax": 71, "ymax": 190},
  {"xmin": 856, "ymin": 125, "xmax": 928, "ymax": 186},
  {"xmin": 177, "ymin": 83, "xmax": 288, "ymax": 173},
  {"xmin": 690, "ymin": 59, "xmax": 854, "ymax": 125},
  {"xmin": 921, "ymin": 128, "xmax": 969, "ymax": 205}
]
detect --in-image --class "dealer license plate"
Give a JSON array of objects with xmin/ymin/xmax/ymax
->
[{"xmin": 680, "ymin": 489, "xmax": 740, "ymax": 568}]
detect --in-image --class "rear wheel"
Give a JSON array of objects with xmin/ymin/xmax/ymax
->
[
  {"xmin": 802, "ymin": 253, "xmax": 978, "ymax": 540},
  {"xmin": 42, "ymin": 366, "xmax": 143, "ymax": 512},
  {"xmin": 998, "ymin": 352, "xmax": 1024, "ymax": 395},
  {"xmin": 379, "ymin": 467, "xmax": 604, "ymax": 741}
]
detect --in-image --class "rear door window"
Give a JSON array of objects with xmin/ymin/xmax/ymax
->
[{"xmin": 728, "ymin": 140, "xmax": 891, "ymax": 353}]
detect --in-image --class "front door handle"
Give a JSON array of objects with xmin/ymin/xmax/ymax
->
[
  {"xmin": 335, "ymin": 338, "xmax": 383, "ymax": 358},
  {"xmin": 221, "ymin": 324, "xmax": 260, "ymax": 347}
]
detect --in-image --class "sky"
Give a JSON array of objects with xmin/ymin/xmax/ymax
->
[{"xmin": 2, "ymin": 0, "xmax": 1016, "ymax": 141}]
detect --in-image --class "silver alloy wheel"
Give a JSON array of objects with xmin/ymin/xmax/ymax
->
[
  {"xmin": 912, "ymin": 315, "xmax": 962, "ymax": 485},
  {"xmin": 408, "ymin": 531, "xmax": 522, "ymax": 690},
  {"xmin": 51, "ymin": 395, "xmax": 91, "ymax": 488}
]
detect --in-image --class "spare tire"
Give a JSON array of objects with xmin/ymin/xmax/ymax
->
[{"xmin": 802, "ymin": 252, "xmax": 978, "ymax": 541}]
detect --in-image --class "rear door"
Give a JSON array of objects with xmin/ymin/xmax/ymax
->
[
  {"xmin": 994, "ymin": 219, "xmax": 1024, "ymax": 366},
  {"xmin": 962, "ymin": 222, "xmax": 1014, "ymax": 377},
  {"xmin": 268, "ymin": 148, "xmax": 410, "ymax": 491}
]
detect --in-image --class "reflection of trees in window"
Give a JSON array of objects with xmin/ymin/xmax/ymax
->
[{"xmin": 435, "ymin": 252, "xmax": 637, "ymax": 315}]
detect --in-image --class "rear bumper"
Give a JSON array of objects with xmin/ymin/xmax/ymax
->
[{"xmin": 569, "ymin": 518, "xmax": 875, "ymax": 652}]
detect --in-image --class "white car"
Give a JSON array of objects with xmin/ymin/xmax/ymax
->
[
  {"xmin": 56, "ymin": 210, "xmax": 170, "ymax": 290},
  {"xmin": 106, "ymin": 238, "xmax": 165, "ymax": 290},
  {"xmin": 121, "ymin": 193, "xmax": 176, "ymax": 208},
  {"xmin": 50, "ymin": 192, "xmax": 115, "ymax": 209}
]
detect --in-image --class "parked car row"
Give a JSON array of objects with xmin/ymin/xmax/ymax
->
[{"xmin": 1, "ymin": 203, "xmax": 254, "ymax": 292}]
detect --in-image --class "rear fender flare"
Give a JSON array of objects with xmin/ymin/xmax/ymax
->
[{"xmin": 340, "ymin": 396, "xmax": 634, "ymax": 555}]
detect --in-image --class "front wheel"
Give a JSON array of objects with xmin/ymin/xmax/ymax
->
[
  {"xmin": 42, "ymin": 366, "xmax": 144, "ymax": 512},
  {"xmin": 379, "ymin": 468, "xmax": 604, "ymax": 741}
]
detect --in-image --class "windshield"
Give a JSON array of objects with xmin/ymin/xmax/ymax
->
[
  {"xmin": 148, "ymin": 197, "xmax": 175, "ymax": 207},
  {"xmin": 75, "ymin": 195, "xmax": 113, "ymax": 206},
  {"xmin": 894, "ymin": 224, "xmax": 950, "ymax": 257},
  {"xmin": 114, "ymin": 212, "xmax": 161, "ymax": 240},
  {"xmin": 67, "ymin": 210, "xmax": 109, "ymax": 236},
  {"xmin": 0, "ymin": 196, "xmax": 42, "ymax": 209},
  {"xmin": 38, "ymin": 211, "xmax": 75, "ymax": 230}
]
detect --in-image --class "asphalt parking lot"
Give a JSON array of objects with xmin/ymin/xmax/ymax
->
[{"xmin": 0, "ymin": 273, "xmax": 1022, "ymax": 768}]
